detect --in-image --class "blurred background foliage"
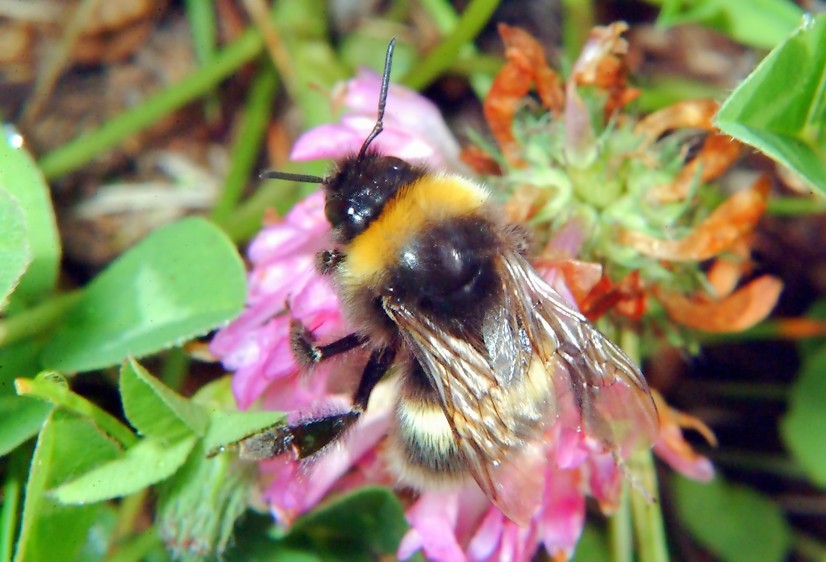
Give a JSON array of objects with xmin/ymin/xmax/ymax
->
[{"xmin": 0, "ymin": 1, "xmax": 825, "ymax": 561}]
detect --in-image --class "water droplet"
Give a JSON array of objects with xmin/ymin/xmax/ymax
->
[{"xmin": 3, "ymin": 125, "xmax": 24, "ymax": 149}]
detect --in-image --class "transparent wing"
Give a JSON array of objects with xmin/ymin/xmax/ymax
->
[
  {"xmin": 382, "ymin": 251, "xmax": 658, "ymax": 524},
  {"xmin": 499, "ymin": 251, "xmax": 659, "ymax": 455},
  {"xmin": 383, "ymin": 295, "xmax": 558, "ymax": 525}
]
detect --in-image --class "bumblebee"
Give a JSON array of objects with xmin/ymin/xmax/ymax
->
[{"xmin": 243, "ymin": 39, "xmax": 658, "ymax": 525}]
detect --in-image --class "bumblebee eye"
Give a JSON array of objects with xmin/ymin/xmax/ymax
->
[
  {"xmin": 324, "ymin": 155, "xmax": 425, "ymax": 241},
  {"xmin": 324, "ymin": 188, "xmax": 384, "ymax": 235},
  {"xmin": 324, "ymin": 196, "xmax": 345, "ymax": 227}
]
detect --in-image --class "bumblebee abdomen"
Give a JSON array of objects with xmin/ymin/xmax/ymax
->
[{"xmin": 387, "ymin": 360, "xmax": 469, "ymax": 488}]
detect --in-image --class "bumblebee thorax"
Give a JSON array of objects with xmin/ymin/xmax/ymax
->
[{"xmin": 324, "ymin": 154, "xmax": 426, "ymax": 243}]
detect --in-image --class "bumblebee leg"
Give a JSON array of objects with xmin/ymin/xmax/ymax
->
[
  {"xmin": 352, "ymin": 345, "xmax": 396, "ymax": 411},
  {"xmin": 290, "ymin": 319, "xmax": 366, "ymax": 366},
  {"xmin": 316, "ymin": 249, "xmax": 345, "ymax": 275},
  {"xmin": 239, "ymin": 346, "xmax": 396, "ymax": 460}
]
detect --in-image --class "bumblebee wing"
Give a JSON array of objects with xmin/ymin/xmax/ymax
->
[
  {"xmin": 499, "ymin": 251, "xmax": 660, "ymax": 454},
  {"xmin": 383, "ymin": 251, "xmax": 658, "ymax": 524},
  {"xmin": 383, "ymin": 291, "xmax": 560, "ymax": 525}
]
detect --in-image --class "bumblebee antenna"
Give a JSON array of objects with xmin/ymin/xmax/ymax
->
[
  {"xmin": 259, "ymin": 170, "xmax": 327, "ymax": 184},
  {"xmin": 259, "ymin": 38, "xmax": 395, "ymax": 182},
  {"xmin": 356, "ymin": 37, "xmax": 396, "ymax": 160}
]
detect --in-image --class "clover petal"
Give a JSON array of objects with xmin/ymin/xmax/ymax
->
[
  {"xmin": 658, "ymin": 275, "xmax": 783, "ymax": 333},
  {"xmin": 620, "ymin": 176, "xmax": 770, "ymax": 261}
]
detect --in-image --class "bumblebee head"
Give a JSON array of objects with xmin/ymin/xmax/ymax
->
[
  {"xmin": 322, "ymin": 153, "xmax": 423, "ymax": 242},
  {"xmin": 322, "ymin": 38, "xmax": 412, "ymax": 242}
]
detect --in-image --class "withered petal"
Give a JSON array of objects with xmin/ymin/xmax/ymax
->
[
  {"xmin": 572, "ymin": 22, "xmax": 629, "ymax": 86},
  {"xmin": 651, "ymin": 134, "xmax": 743, "ymax": 203},
  {"xmin": 658, "ymin": 275, "xmax": 783, "ymax": 333},
  {"xmin": 621, "ymin": 176, "xmax": 770, "ymax": 262},
  {"xmin": 651, "ymin": 391, "xmax": 715, "ymax": 482},
  {"xmin": 706, "ymin": 240, "xmax": 750, "ymax": 298},
  {"xmin": 580, "ymin": 271, "xmax": 646, "ymax": 321},
  {"xmin": 550, "ymin": 259, "xmax": 604, "ymax": 303},
  {"xmin": 773, "ymin": 318, "xmax": 826, "ymax": 340},
  {"xmin": 460, "ymin": 145, "xmax": 502, "ymax": 176},
  {"xmin": 571, "ymin": 22, "xmax": 633, "ymax": 117},
  {"xmin": 484, "ymin": 24, "xmax": 564, "ymax": 166},
  {"xmin": 652, "ymin": 391, "xmax": 717, "ymax": 448},
  {"xmin": 635, "ymin": 100, "xmax": 719, "ymax": 146}
]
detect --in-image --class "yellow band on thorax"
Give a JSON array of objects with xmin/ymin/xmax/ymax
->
[{"xmin": 341, "ymin": 174, "xmax": 488, "ymax": 284}]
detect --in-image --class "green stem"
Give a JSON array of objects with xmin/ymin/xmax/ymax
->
[
  {"xmin": 416, "ymin": 0, "xmax": 495, "ymax": 96},
  {"xmin": 160, "ymin": 347, "xmax": 190, "ymax": 392},
  {"xmin": 609, "ymin": 486, "xmax": 634, "ymax": 562},
  {"xmin": 15, "ymin": 374, "xmax": 138, "ymax": 448},
  {"xmin": 767, "ymin": 196, "xmax": 826, "ymax": 216},
  {"xmin": 211, "ymin": 62, "xmax": 279, "ymax": 224},
  {"xmin": 0, "ymin": 290, "xmax": 81, "ymax": 347},
  {"xmin": 417, "ymin": 0, "xmax": 461, "ymax": 29},
  {"xmin": 266, "ymin": 0, "xmax": 343, "ymax": 129},
  {"xmin": 385, "ymin": 0, "xmax": 411, "ymax": 22},
  {"xmin": 401, "ymin": 0, "xmax": 500, "ymax": 90},
  {"xmin": 620, "ymin": 329, "xmax": 670, "ymax": 562},
  {"xmin": 0, "ymin": 447, "xmax": 28, "ymax": 562},
  {"xmin": 630, "ymin": 450, "xmax": 670, "ymax": 562},
  {"xmin": 561, "ymin": 0, "xmax": 595, "ymax": 57},
  {"xmin": 450, "ymin": 53, "xmax": 505, "ymax": 76},
  {"xmin": 37, "ymin": 4, "xmax": 278, "ymax": 179},
  {"xmin": 183, "ymin": 0, "xmax": 221, "ymax": 123},
  {"xmin": 184, "ymin": 0, "xmax": 218, "ymax": 67},
  {"xmin": 244, "ymin": 0, "xmax": 300, "ymax": 101}
]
